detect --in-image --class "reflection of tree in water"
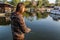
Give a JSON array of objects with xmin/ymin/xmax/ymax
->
[
  {"xmin": 41, "ymin": 12, "xmax": 49, "ymax": 18},
  {"xmin": 36, "ymin": 12, "xmax": 49, "ymax": 20},
  {"xmin": 24, "ymin": 12, "xmax": 49, "ymax": 22},
  {"xmin": 0, "ymin": 17, "xmax": 10, "ymax": 25},
  {"xmin": 36, "ymin": 12, "xmax": 42, "ymax": 20},
  {"xmin": 24, "ymin": 12, "xmax": 36, "ymax": 22},
  {"xmin": 27, "ymin": 16, "xmax": 34, "ymax": 22}
]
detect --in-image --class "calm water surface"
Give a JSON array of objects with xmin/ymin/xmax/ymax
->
[{"xmin": 0, "ymin": 13, "xmax": 60, "ymax": 40}]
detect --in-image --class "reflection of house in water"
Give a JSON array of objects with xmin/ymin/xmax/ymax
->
[
  {"xmin": 50, "ymin": 14, "xmax": 60, "ymax": 21},
  {"xmin": 0, "ymin": 17, "xmax": 10, "ymax": 25},
  {"xmin": 24, "ymin": 12, "xmax": 48, "ymax": 22}
]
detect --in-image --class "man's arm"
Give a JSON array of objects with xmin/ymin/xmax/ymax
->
[{"xmin": 18, "ymin": 15, "xmax": 31, "ymax": 33}]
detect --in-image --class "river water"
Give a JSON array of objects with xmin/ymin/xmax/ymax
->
[{"xmin": 0, "ymin": 12, "xmax": 60, "ymax": 40}]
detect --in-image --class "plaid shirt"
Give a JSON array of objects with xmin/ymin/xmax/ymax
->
[
  {"xmin": 11, "ymin": 12, "xmax": 28, "ymax": 40},
  {"xmin": 11, "ymin": 12, "xmax": 27, "ymax": 33}
]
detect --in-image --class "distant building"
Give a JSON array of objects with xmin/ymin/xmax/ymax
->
[{"xmin": 0, "ymin": 2, "xmax": 13, "ymax": 13}]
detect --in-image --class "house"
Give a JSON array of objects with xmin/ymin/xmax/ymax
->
[
  {"xmin": 0, "ymin": 2, "xmax": 14, "ymax": 17},
  {"xmin": 0, "ymin": 2, "xmax": 14, "ymax": 13}
]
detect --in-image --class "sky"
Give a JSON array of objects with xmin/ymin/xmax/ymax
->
[
  {"xmin": 7, "ymin": 0, "xmax": 56, "ymax": 3},
  {"xmin": 48, "ymin": 0, "xmax": 56, "ymax": 3}
]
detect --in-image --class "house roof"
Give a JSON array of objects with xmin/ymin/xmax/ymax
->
[{"xmin": 0, "ymin": 2, "xmax": 14, "ymax": 8}]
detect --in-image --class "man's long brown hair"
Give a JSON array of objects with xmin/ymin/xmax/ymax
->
[{"xmin": 16, "ymin": 2, "xmax": 25, "ymax": 12}]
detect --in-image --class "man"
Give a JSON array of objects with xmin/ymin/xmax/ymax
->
[{"xmin": 11, "ymin": 3, "xmax": 31, "ymax": 40}]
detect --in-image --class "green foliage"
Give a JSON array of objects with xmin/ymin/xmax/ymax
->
[
  {"xmin": 0, "ymin": 17, "xmax": 10, "ymax": 25},
  {"xmin": 55, "ymin": 0, "xmax": 60, "ymax": 6},
  {"xmin": 24, "ymin": 1, "xmax": 31, "ymax": 8},
  {"xmin": 24, "ymin": 1, "xmax": 30, "ymax": 6},
  {"xmin": 55, "ymin": 4, "xmax": 60, "ymax": 6},
  {"xmin": 8, "ymin": 0, "xmax": 49, "ymax": 8},
  {"xmin": 11, "ymin": 0, "xmax": 21, "ymax": 6},
  {"xmin": 24, "ymin": 1, "xmax": 37, "ymax": 8},
  {"xmin": 36, "ymin": 12, "xmax": 42, "ymax": 20},
  {"xmin": 42, "ymin": 0, "xmax": 49, "ymax": 6},
  {"xmin": 41, "ymin": 12, "xmax": 48, "ymax": 18},
  {"xmin": 36, "ymin": 0, "xmax": 49, "ymax": 8},
  {"xmin": 36, "ymin": 12, "xmax": 48, "ymax": 20},
  {"xmin": 8, "ymin": 1, "xmax": 14, "ymax": 5},
  {"xmin": 23, "ymin": 12, "xmax": 30, "ymax": 18},
  {"xmin": 37, "ymin": 0, "xmax": 43, "ymax": 7}
]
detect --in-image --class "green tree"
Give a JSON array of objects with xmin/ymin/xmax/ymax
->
[
  {"xmin": 11, "ymin": 0, "xmax": 21, "ymax": 6},
  {"xmin": 55, "ymin": 0, "xmax": 60, "ymax": 6},
  {"xmin": 24, "ymin": 1, "xmax": 31, "ymax": 6},
  {"xmin": 42, "ymin": 0, "xmax": 49, "ymax": 6},
  {"xmin": 37, "ymin": 0, "xmax": 42, "ymax": 7}
]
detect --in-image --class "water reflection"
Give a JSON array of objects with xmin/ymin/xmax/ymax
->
[
  {"xmin": 0, "ymin": 17, "xmax": 12, "ymax": 40},
  {"xmin": 0, "ymin": 17, "xmax": 10, "ymax": 25},
  {"xmin": 0, "ymin": 12, "xmax": 60, "ymax": 40},
  {"xmin": 24, "ymin": 12, "xmax": 49, "ymax": 22},
  {"xmin": 50, "ymin": 14, "xmax": 60, "ymax": 21},
  {"xmin": 24, "ymin": 12, "xmax": 60, "ymax": 40}
]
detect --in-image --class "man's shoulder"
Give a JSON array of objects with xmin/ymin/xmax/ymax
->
[
  {"xmin": 11, "ymin": 12, "xmax": 15, "ymax": 15},
  {"xmin": 10, "ymin": 12, "xmax": 16, "ymax": 18}
]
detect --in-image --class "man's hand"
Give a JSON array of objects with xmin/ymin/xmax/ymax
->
[{"xmin": 25, "ymin": 27, "xmax": 31, "ymax": 33}]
